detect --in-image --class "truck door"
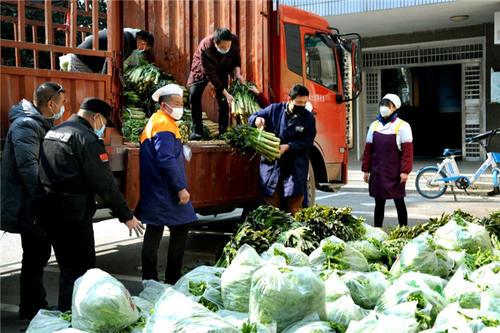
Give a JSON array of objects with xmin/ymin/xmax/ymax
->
[{"xmin": 301, "ymin": 27, "xmax": 346, "ymax": 182}]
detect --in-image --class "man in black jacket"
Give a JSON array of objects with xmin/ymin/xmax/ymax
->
[
  {"xmin": 1, "ymin": 82, "xmax": 66, "ymax": 319},
  {"xmin": 75, "ymin": 28, "xmax": 154, "ymax": 73},
  {"xmin": 38, "ymin": 97, "xmax": 144, "ymax": 311}
]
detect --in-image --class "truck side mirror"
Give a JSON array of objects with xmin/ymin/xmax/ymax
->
[{"xmin": 332, "ymin": 32, "xmax": 363, "ymax": 103}]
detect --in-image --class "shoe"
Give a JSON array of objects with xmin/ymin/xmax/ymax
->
[
  {"xmin": 189, "ymin": 133, "xmax": 204, "ymax": 141},
  {"xmin": 487, "ymin": 187, "xmax": 500, "ymax": 196}
]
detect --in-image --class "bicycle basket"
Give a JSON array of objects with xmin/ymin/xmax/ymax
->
[{"xmin": 492, "ymin": 152, "xmax": 500, "ymax": 163}]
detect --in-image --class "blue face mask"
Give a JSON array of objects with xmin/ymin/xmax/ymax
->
[
  {"xmin": 49, "ymin": 105, "xmax": 65, "ymax": 120},
  {"xmin": 93, "ymin": 116, "xmax": 106, "ymax": 138}
]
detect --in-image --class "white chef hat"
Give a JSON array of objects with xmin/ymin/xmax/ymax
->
[
  {"xmin": 382, "ymin": 93, "xmax": 401, "ymax": 109},
  {"xmin": 152, "ymin": 84, "xmax": 184, "ymax": 102}
]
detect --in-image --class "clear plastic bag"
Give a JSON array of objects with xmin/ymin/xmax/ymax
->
[
  {"xmin": 174, "ymin": 265, "xmax": 225, "ymax": 311},
  {"xmin": 138, "ymin": 279, "xmax": 170, "ymax": 305},
  {"xmin": 390, "ymin": 233, "xmax": 454, "ymax": 278},
  {"xmin": 216, "ymin": 310, "xmax": 272, "ymax": 333},
  {"xmin": 326, "ymin": 294, "xmax": 370, "ymax": 327},
  {"xmin": 309, "ymin": 236, "xmax": 369, "ymax": 272},
  {"xmin": 341, "ymin": 271, "xmax": 390, "ymax": 309},
  {"xmin": 362, "ymin": 223, "xmax": 389, "ymax": 242},
  {"xmin": 221, "ymin": 244, "xmax": 265, "ymax": 312},
  {"xmin": 282, "ymin": 318, "xmax": 336, "ymax": 333},
  {"xmin": 376, "ymin": 272, "xmax": 447, "ymax": 325},
  {"xmin": 323, "ymin": 271, "xmax": 350, "ymax": 303},
  {"xmin": 346, "ymin": 311, "xmax": 419, "ymax": 333},
  {"xmin": 249, "ymin": 264, "xmax": 326, "ymax": 332},
  {"xmin": 261, "ymin": 243, "xmax": 310, "ymax": 267},
  {"xmin": 434, "ymin": 217, "xmax": 492, "ymax": 253},
  {"xmin": 71, "ymin": 269, "xmax": 140, "ymax": 332},
  {"xmin": 26, "ymin": 310, "xmax": 71, "ymax": 333},
  {"xmin": 145, "ymin": 287, "xmax": 239, "ymax": 333},
  {"xmin": 444, "ymin": 266, "xmax": 481, "ymax": 308},
  {"xmin": 348, "ymin": 240, "xmax": 382, "ymax": 262}
]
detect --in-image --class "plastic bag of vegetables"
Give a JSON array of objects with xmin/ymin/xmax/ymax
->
[
  {"xmin": 249, "ymin": 264, "xmax": 326, "ymax": 332},
  {"xmin": 434, "ymin": 217, "xmax": 492, "ymax": 253},
  {"xmin": 432, "ymin": 302, "xmax": 480, "ymax": 333},
  {"xmin": 71, "ymin": 269, "xmax": 140, "ymax": 332},
  {"xmin": 174, "ymin": 265, "xmax": 225, "ymax": 311},
  {"xmin": 138, "ymin": 279, "xmax": 170, "ymax": 305},
  {"xmin": 216, "ymin": 310, "xmax": 272, "ymax": 333},
  {"xmin": 145, "ymin": 287, "xmax": 239, "ymax": 333},
  {"xmin": 261, "ymin": 243, "xmax": 310, "ymax": 267},
  {"xmin": 444, "ymin": 266, "xmax": 481, "ymax": 308},
  {"xmin": 309, "ymin": 236, "xmax": 369, "ymax": 272},
  {"xmin": 376, "ymin": 272, "xmax": 447, "ymax": 326},
  {"xmin": 341, "ymin": 271, "xmax": 390, "ymax": 309},
  {"xmin": 26, "ymin": 310, "xmax": 71, "ymax": 333},
  {"xmin": 323, "ymin": 271, "xmax": 350, "ymax": 303},
  {"xmin": 282, "ymin": 318, "xmax": 337, "ymax": 333},
  {"xmin": 362, "ymin": 223, "xmax": 388, "ymax": 242},
  {"xmin": 346, "ymin": 311, "xmax": 419, "ymax": 333},
  {"xmin": 390, "ymin": 233, "xmax": 454, "ymax": 278},
  {"xmin": 348, "ymin": 239, "xmax": 383, "ymax": 262},
  {"xmin": 470, "ymin": 261, "xmax": 500, "ymax": 291},
  {"xmin": 326, "ymin": 294, "xmax": 370, "ymax": 327},
  {"xmin": 221, "ymin": 244, "xmax": 265, "ymax": 312}
]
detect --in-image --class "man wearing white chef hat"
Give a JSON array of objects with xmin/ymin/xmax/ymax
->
[{"xmin": 136, "ymin": 84, "xmax": 197, "ymax": 284}]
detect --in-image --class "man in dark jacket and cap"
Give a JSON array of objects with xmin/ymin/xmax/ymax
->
[
  {"xmin": 38, "ymin": 97, "xmax": 144, "ymax": 311},
  {"xmin": 1, "ymin": 82, "xmax": 66, "ymax": 319}
]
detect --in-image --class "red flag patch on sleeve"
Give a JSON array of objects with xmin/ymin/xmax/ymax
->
[{"xmin": 99, "ymin": 153, "xmax": 109, "ymax": 162}]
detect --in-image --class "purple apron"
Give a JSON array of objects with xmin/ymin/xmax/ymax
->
[{"xmin": 369, "ymin": 131, "xmax": 405, "ymax": 199}]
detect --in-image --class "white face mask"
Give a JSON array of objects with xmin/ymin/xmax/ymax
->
[
  {"xmin": 215, "ymin": 45, "xmax": 230, "ymax": 55},
  {"xmin": 166, "ymin": 103, "xmax": 184, "ymax": 120},
  {"xmin": 49, "ymin": 104, "xmax": 65, "ymax": 120},
  {"xmin": 171, "ymin": 107, "xmax": 184, "ymax": 120},
  {"xmin": 380, "ymin": 106, "xmax": 392, "ymax": 118}
]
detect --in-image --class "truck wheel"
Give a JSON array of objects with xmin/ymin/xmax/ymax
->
[{"xmin": 306, "ymin": 162, "xmax": 316, "ymax": 206}]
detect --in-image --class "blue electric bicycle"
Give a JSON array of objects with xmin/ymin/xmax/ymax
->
[{"xmin": 415, "ymin": 129, "xmax": 500, "ymax": 199}]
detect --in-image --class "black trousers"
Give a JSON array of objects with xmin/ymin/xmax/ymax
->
[
  {"xmin": 40, "ymin": 207, "xmax": 96, "ymax": 312},
  {"xmin": 141, "ymin": 223, "xmax": 190, "ymax": 284},
  {"xmin": 19, "ymin": 231, "xmax": 51, "ymax": 319},
  {"xmin": 374, "ymin": 197, "xmax": 408, "ymax": 228},
  {"xmin": 189, "ymin": 78, "xmax": 229, "ymax": 136}
]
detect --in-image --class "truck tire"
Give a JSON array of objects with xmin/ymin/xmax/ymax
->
[{"xmin": 307, "ymin": 162, "xmax": 316, "ymax": 206}]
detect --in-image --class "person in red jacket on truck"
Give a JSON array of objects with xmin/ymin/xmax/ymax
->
[
  {"xmin": 361, "ymin": 94, "xmax": 413, "ymax": 228},
  {"xmin": 187, "ymin": 28, "xmax": 245, "ymax": 139}
]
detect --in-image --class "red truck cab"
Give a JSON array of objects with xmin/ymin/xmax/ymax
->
[{"xmin": 270, "ymin": 5, "xmax": 362, "ymax": 199}]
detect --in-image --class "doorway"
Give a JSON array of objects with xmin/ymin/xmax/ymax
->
[{"xmin": 381, "ymin": 64, "xmax": 462, "ymax": 158}]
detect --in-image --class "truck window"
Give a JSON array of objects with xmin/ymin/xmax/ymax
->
[
  {"xmin": 285, "ymin": 23, "xmax": 303, "ymax": 76},
  {"xmin": 305, "ymin": 34, "xmax": 338, "ymax": 91}
]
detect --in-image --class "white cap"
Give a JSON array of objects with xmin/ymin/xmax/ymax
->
[
  {"xmin": 152, "ymin": 84, "xmax": 184, "ymax": 102},
  {"xmin": 382, "ymin": 93, "xmax": 401, "ymax": 109}
]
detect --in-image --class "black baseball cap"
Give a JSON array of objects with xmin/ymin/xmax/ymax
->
[{"xmin": 80, "ymin": 97, "xmax": 115, "ymax": 127}]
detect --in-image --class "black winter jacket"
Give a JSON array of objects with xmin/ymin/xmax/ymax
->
[{"xmin": 1, "ymin": 100, "xmax": 53, "ymax": 234}]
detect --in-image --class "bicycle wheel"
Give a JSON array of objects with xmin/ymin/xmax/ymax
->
[{"xmin": 415, "ymin": 166, "xmax": 448, "ymax": 199}]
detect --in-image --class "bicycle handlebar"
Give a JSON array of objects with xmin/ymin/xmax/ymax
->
[{"xmin": 465, "ymin": 128, "xmax": 499, "ymax": 143}]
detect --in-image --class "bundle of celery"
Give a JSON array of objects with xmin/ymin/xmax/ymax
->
[
  {"xmin": 223, "ymin": 125, "xmax": 280, "ymax": 161},
  {"xmin": 228, "ymin": 81, "xmax": 260, "ymax": 124},
  {"xmin": 122, "ymin": 107, "xmax": 148, "ymax": 143}
]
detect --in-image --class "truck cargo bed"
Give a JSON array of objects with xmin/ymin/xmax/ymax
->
[{"xmin": 124, "ymin": 141, "xmax": 261, "ymax": 213}]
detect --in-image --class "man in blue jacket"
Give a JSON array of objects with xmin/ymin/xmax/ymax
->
[
  {"xmin": 248, "ymin": 84, "xmax": 316, "ymax": 214},
  {"xmin": 1, "ymin": 82, "xmax": 66, "ymax": 319},
  {"xmin": 137, "ymin": 84, "xmax": 197, "ymax": 284}
]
